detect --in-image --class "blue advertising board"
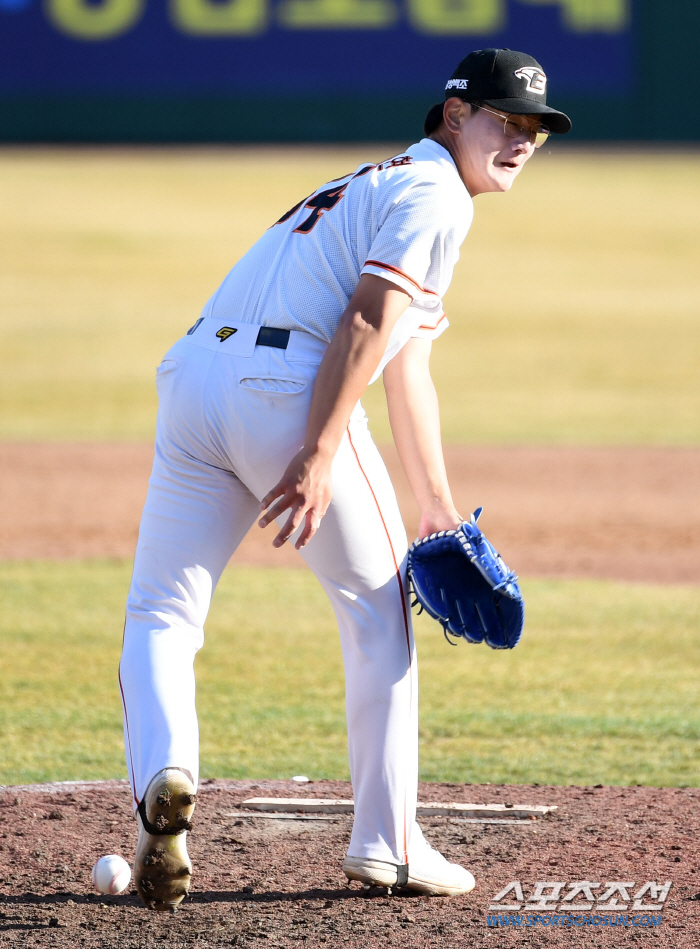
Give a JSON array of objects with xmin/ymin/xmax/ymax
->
[{"xmin": 0, "ymin": 0, "xmax": 632, "ymax": 97}]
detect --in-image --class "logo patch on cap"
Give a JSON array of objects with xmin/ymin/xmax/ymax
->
[
  {"xmin": 445, "ymin": 79, "xmax": 469, "ymax": 91},
  {"xmin": 514, "ymin": 67, "xmax": 546, "ymax": 95}
]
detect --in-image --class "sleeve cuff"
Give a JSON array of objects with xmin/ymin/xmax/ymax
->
[
  {"xmin": 411, "ymin": 312, "xmax": 449, "ymax": 340},
  {"xmin": 361, "ymin": 259, "xmax": 441, "ymax": 307}
]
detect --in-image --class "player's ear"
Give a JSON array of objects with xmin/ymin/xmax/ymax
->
[{"xmin": 443, "ymin": 97, "xmax": 468, "ymax": 134}]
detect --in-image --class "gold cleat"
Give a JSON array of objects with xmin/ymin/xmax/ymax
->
[{"xmin": 134, "ymin": 769, "xmax": 197, "ymax": 911}]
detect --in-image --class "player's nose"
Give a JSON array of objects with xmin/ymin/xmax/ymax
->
[{"xmin": 511, "ymin": 137, "xmax": 531, "ymax": 154}]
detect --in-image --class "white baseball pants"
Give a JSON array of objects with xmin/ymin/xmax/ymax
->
[{"xmin": 119, "ymin": 319, "xmax": 422, "ymax": 864}]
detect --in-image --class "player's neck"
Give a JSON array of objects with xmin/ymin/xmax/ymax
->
[
  {"xmin": 428, "ymin": 129, "xmax": 452, "ymax": 158},
  {"xmin": 428, "ymin": 131, "xmax": 470, "ymax": 192}
]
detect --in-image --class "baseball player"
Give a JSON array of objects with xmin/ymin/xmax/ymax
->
[{"xmin": 119, "ymin": 48, "xmax": 571, "ymax": 911}]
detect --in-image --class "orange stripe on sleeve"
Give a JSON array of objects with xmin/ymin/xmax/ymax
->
[
  {"xmin": 418, "ymin": 313, "xmax": 448, "ymax": 331},
  {"xmin": 364, "ymin": 260, "xmax": 440, "ymax": 297}
]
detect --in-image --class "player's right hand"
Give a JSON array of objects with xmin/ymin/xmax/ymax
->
[{"xmin": 258, "ymin": 447, "xmax": 333, "ymax": 550}]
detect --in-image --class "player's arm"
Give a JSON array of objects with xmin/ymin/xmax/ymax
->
[
  {"xmin": 383, "ymin": 336, "xmax": 462, "ymax": 538},
  {"xmin": 259, "ymin": 273, "xmax": 411, "ymax": 549}
]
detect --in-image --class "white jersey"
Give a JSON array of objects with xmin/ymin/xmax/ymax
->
[{"xmin": 201, "ymin": 138, "xmax": 474, "ymax": 381}]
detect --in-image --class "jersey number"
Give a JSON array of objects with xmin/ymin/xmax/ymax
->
[
  {"xmin": 293, "ymin": 184, "xmax": 348, "ymax": 233},
  {"xmin": 273, "ymin": 163, "xmax": 376, "ymax": 233}
]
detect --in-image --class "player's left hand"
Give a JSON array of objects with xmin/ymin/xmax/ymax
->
[
  {"xmin": 258, "ymin": 447, "xmax": 333, "ymax": 550},
  {"xmin": 418, "ymin": 503, "xmax": 463, "ymax": 539}
]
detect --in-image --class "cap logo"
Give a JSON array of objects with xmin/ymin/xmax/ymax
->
[
  {"xmin": 514, "ymin": 67, "xmax": 546, "ymax": 95},
  {"xmin": 445, "ymin": 79, "xmax": 469, "ymax": 91}
]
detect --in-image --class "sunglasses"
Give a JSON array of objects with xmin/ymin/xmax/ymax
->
[{"xmin": 477, "ymin": 105, "xmax": 550, "ymax": 148}]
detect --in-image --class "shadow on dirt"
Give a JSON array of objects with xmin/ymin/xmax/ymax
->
[{"xmin": 1, "ymin": 883, "xmax": 417, "ymax": 910}]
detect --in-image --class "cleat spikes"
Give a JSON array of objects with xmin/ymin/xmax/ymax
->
[
  {"xmin": 176, "ymin": 811, "xmax": 193, "ymax": 830},
  {"xmin": 134, "ymin": 769, "xmax": 196, "ymax": 913}
]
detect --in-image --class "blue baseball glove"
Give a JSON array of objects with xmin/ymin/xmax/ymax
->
[{"xmin": 407, "ymin": 507, "xmax": 524, "ymax": 649}]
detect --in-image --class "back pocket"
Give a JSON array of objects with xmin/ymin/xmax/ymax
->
[{"xmin": 239, "ymin": 377, "xmax": 306, "ymax": 394}]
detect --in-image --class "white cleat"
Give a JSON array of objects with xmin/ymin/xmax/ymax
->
[
  {"xmin": 134, "ymin": 768, "xmax": 197, "ymax": 912},
  {"xmin": 343, "ymin": 848, "xmax": 475, "ymax": 897}
]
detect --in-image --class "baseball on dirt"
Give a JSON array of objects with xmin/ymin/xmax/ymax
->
[{"xmin": 91, "ymin": 854, "xmax": 131, "ymax": 895}]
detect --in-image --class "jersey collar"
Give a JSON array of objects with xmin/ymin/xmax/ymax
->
[{"xmin": 408, "ymin": 138, "xmax": 461, "ymax": 180}]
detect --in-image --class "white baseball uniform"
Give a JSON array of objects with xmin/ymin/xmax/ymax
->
[{"xmin": 119, "ymin": 138, "xmax": 473, "ymax": 866}]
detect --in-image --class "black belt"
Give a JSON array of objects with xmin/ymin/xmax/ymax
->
[{"xmin": 256, "ymin": 327, "xmax": 290, "ymax": 350}]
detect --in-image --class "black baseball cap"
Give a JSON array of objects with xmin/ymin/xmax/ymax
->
[{"xmin": 424, "ymin": 48, "xmax": 572, "ymax": 137}]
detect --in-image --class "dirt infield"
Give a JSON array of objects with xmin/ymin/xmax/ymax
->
[
  {"xmin": 1, "ymin": 443, "xmax": 698, "ymax": 583},
  {"xmin": 0, "ymin": 779, "xmax": 697, "ymax": 948}
]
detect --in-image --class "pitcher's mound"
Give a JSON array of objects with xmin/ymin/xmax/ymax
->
[{"xmin": 0, "ymin": 779, "xmax": 697, "ymax": 947}]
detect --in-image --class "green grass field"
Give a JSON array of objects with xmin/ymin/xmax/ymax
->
[
  {"xmin": 2, "ymin": 560, "xmax": 698, "ymax": 789},
  {"xmin": 1, "ymin": 148, "xmax": 698, "ymax": 790},
  {"xmin": 0, "ymin": 147, "xmax": 698, "ymax": 443}
]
